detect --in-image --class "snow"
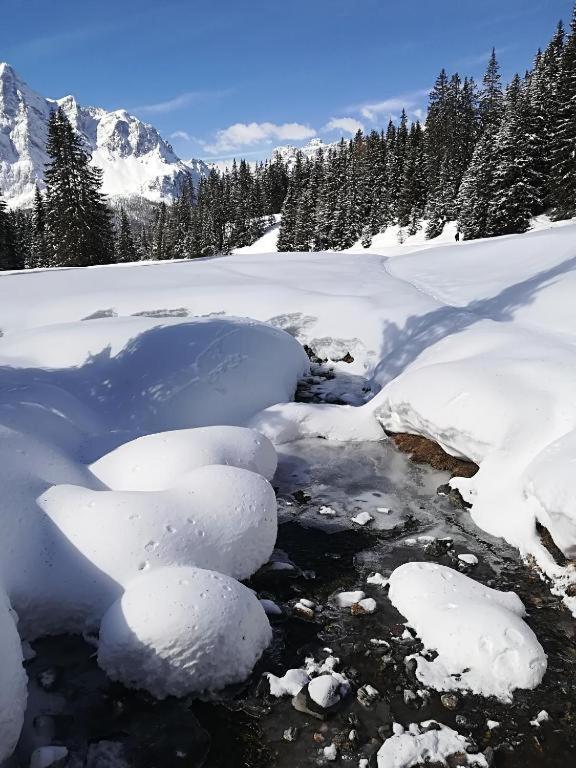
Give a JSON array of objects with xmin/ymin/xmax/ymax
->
[
  {"xmin": 458, "ymin": 554, "xmax": 479, "ymax": 566},
  {"xmin": 388, "ymin": 562, "xmax": 547, "ymax": 701},
  {"xmin": 530, "ymin": 709, "xmax": 550, "ymax": 727},
  {"xmin": 266, "ymin": 668, "xmax": 310, "ymax": 697},
  {"xmin": 29, "ymin": 746, "xmax": 69, "ymax": 768},
  {"xmin": 376, "ymin": 721, "xmax": 488, "ymax": 768},
  {"xmin": 308, "ymin": 674, "xmax": 342, "ymax": 708},
  {"xmin": 334, "ymin": 591, "xmax": 366, "ymax": 608},
  {"xmin": 0, "ymin": 587, "xmax": 27, "ymax": 763},
  {"xmin": 351, "ymin": 511, "xmax": 374, "ymax": 526},
  {"xmin": 38, "ymin": 463, "xmax": 277, "ymax": 631},
  {"xmin": 0, "ymin": 315, "xmax": 306, "ymax": 641},
  {"xmin": 90, "ymin": 425, "xmax": 278, "ymax": 490},
  {"xmin": 97, "ymin": 566, "xmax": 272, "ymax": 698},
  {"xmin": 0, "ymin": 63, "xmax": 208, "ymax": 207}
]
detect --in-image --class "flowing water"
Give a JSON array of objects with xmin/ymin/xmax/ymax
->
[{"xmin": 14, "ymin": 370, "xmax": 576, "ymax": 768}]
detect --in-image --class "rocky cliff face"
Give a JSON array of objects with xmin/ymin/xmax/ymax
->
[{"xmin": 0, "ymin": 63, "xmax": 208, "ymax": 207}]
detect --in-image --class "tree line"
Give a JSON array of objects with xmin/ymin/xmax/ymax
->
[
  {"xmin": 2, "ymin": 7, "xmax": 576, "ymax": 270},
  {"xmin": 279, "ymin": 9, "xmax": 576, "ymax": 248}
]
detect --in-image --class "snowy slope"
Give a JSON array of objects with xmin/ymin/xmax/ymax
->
[{"xmin": 0, "ymin": 63, "xmax": 208, "ymax": 206}]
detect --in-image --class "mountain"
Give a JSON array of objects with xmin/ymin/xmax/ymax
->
[
  {"xmin": 0, "ymin": 63, "xmax": 209, "ymax": 207},
  {"xmin": 272, "ymin": 138, "xmax": 334, "ymax": 166}
]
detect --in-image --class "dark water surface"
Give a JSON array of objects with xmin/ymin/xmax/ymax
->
[{"xmin": 17, "ymin": 436, "xmax": 576, "ymax": 768}]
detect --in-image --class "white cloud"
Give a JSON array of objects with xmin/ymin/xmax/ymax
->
[
  {"xmin": 356, "ymin": 89, "xmax": 430, "ymax": 121},
  {"xmin": 201, "ymin": 121, "xmax": 317, "ymax": 154},
  {"xmin": 324, "ymin": 117, "xmax": 365, "ymax": 135},
  {"xmin": 133, "ymin": 92, "xmax": 200, "ymax": 114},
  {"xmin": 170, "ymin": 130, "xmax": 191, "ymax": 141}
]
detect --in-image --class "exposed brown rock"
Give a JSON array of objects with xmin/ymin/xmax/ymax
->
[{"xmin": 387, "ymin": 432, "xmax": 479, "ymax": 478}]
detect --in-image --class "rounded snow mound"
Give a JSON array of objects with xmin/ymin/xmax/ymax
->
[
  {"xmin": 0, "ymin": 588, "xmax": 27, "ymax": 762},
  {"xmin": 90, "ymin": 425, "xmax": 277, "ymax": 491},
  {"xmin": 388, "ymin": 562, "xmax": 547, "ymax": 701},
  {"xmin": 38, "ymin": 464, "xmax": 277, "ymax": 631},
  {"xmin": 97, "ymin": 566, "xmax": 272, "ymax": 698}
]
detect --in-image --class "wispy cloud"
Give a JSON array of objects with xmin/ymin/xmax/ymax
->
[
  {"xmin": 6, "ymin": 22, "xmax": 119, "ymax": 59},
  {"xmin": 354, "ymin": 89, "xmax": 430, "ymax": 121},
  {"xmin": 453, "ymin": 45, "xmax": 516, "ymax": 71},
  {"xmin": 170, "ymin": 130, "xmax": 192, "ymax": 141},
  {"xmin": 200, "ymin": 121, "xmax": 317, "ymax": 155},
  {"xmin": 324, "ymin": 117, "xmax": 365, "ymax": 135},
  {"xmin": 132, "ymin": 90, "xmax": 228, "ymax": 115}
]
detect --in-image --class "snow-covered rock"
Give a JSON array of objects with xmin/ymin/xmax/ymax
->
[
  {"xmin": 308, "ymin": 674, "xmax": 342, "ymax": 708},
  {"xmin": 0, "ymin": 62, "xmax": 208, "ymax": 207},
  {"xmin": 377, "ymin": 721, "xmax": 488, "ymax": 768},
  {"xmin": 97, "ymin": 566, "xmax": 272, "ymax": 698},
  {"xmin": 0, "ymin": 588, "xmax": 27, "ymax": 763},
  {"xmin": 388, "ymin": 562, "xmax": 547, "ymax": 701},
  {"xmin": 266, "ymin": 668, "xmax": 310, "ymax": 697},
  {"xmin": 90, "ymin": 425, "xmax": 278, "ymax": 490},
  {"xmin": 38, "ymin": 464, "xmax": 277, "ymax": 629}
]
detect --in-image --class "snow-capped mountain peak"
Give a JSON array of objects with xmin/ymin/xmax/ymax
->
[{"xmin": 0, "ymin": 63, "xmax": 208, "ymax": 207}]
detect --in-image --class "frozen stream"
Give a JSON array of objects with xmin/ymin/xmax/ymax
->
[{"xmin": 15, "ymin": 432, "xmax": 576, "ymax": 768}]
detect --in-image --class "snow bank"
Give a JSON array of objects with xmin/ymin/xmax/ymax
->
[
  {"xmin": 377, "ymin": 721, "xmax": 488, "ymax": 768},
  {"xmin": 0, "ymin": 587, "xmax": 27, "ymax": 763},
  {"xmin": 98, "ymin": 566, "xmax": 271, "ymax": 698},
  {"xmin": 90, "ymin": 425, "xmax": 278, "ymax": 490},
  {"xmin": 37, "ymin": 465, "xmax": 277, "ymax": 631},
  {"xmin": 388, "ymin": 563, "xmax": 547, "ymax": 701},
  {"xmin": 249, "ymin": 401, "xmax": 383, "ymax": 444},
  {"xmin": 523, "ymin": 430, "xmax": 576, "ymax": 559},
  {"xmin": 0, "ymin": 315, "xmax": 306, "ymax": 639}
]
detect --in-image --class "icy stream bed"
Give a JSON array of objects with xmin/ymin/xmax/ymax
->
[{"xmin": 14, "ymin": 435, "xmax": 576, "ymax": 768}]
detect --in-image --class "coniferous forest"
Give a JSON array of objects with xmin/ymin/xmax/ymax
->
[{"xmin": 1, "ymin": 10, "xmax": 576, "ymax": 269}]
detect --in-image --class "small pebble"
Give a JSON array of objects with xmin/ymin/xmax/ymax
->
[
  {"xmin": 283, "ymin": 727, "xmax": 299, "ymax": 742},
  {"xmin": 458, "ymin": 553, "xmax": 479, "ymax": 566},
  {"xmin": 441, "ymin": 693, "xmax": 460, "ymax": 710}
]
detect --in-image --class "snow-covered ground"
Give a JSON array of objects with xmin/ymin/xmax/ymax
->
[{"xmin": 2, "ymin": 218, "xmax": 576, "ymax": 761}]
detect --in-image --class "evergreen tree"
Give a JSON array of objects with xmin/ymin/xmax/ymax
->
[
  {"xmin": 44, "ymin": 107, "xmax": 114, "ymax": 267},
  {"xmin": 30, "ymin": 186, "xmax": 48, "ymax": 268},
  {"xmin": 550, "ymin": 8, "xmax": 576, "ymax": 219},
  {"xmin": 486, "ymin": 76, "xmax": 542, "ymax": 235},
  {"xmin": 0, "ymin": 194, "xmax": 23, "ymax": 270},
  {"xmin": 115, "ymin": 207, "xmax": 138, "ymax": 263}
]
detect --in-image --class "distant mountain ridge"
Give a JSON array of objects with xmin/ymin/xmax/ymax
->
[{"xmin": 0, "ymin": 63, "xmax": 209, "ymax": 207}]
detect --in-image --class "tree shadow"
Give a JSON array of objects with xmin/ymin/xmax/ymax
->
[{"xmin": 373, "ymin": 254, "xmax": 576, "ymax": 386}]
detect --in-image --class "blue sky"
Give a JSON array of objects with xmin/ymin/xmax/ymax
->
[{"xmin": 2, "ymin": 0, "xmax": 574, "ymax": 162}]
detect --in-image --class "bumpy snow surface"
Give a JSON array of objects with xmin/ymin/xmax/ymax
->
[
  {"xmin": 0, "ymin": 314, "xmax": 307, "ymax": 643},
  {"xmin": 2, "ymin": 218, "xmax": 576, "ymax": 757},
  {"xmin": 388, "ymin": 563, "xmax": 547, "ymax": 701},
  {"xmin": 377, "ymin": 721, "xmax": 488, "ymax": 768},
  {"xmin": 98, "ymin": 566, "xmax": 272, "ymax": 698},
  {"xmin": 0, "ymin": 587, "xmax": 27, "ymax": 763}
]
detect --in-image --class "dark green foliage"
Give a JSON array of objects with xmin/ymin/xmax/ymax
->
[{"xmin": 44, "ymin": 108, "xmax": 115, "ymax": 267}]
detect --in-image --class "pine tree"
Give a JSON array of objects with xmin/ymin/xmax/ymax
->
[
  {"xmin": 115, "ymin": 207, "xmax": 138, "ymax": 263},
  {"xmin": 44, "ymin": 108, "xmax": 114, "ymax": 267},
  {"xmin": 30, "ymin": 186, "xmax": 48, "ymax": 268},
  {"xmin": 486, "ymin": 76, "xmax": 542, "ymax": 236},
  {"xmin": 277, "ymin": 153, "xmax": 305, "ymax": 251},
  {"xmin": 550, "ymin": 8, "xmax": 576, "ymax": 219},
  {"xmin": 0, "ymin": 194, "xmax": 23, "ymax": 270},
  {"xmin": 479, "ymin": 49, "xmax": 504, "ymax": 131}
]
